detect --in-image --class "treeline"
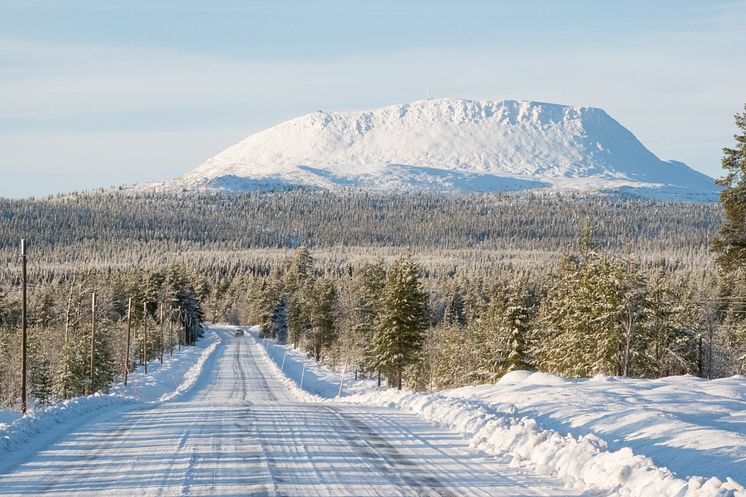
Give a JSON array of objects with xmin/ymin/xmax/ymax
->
[
  {"xmin": 0, "ymin": 191, "xmax": 721, "ymax": 256},
  {"xmin": 0, "ymin": 192, "xmax": 720, "ymax": 307},
  {"xmin": 233, "ymin": 238, "xmax": 737, "ymax": 391},
  {"xmin": 0, "ymin": 264, "xmax": 204, "ymax": 410}
]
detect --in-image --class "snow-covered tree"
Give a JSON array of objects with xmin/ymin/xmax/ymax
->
[
  {"xmin": 537, "ymin": 229, "xmax": 657, "ymax": 377},
  {"xmin": 713, "ymin": 105, "xmax": 746, "ymax": 374},
  {"xmin": 713, "ymin": 104, "xmax": 746, "ymax": 272},
  {"xmin": 353, "ymin": 260, "xmax": 386, "ymax": 373},
  {"xmin": 502, "ymin": 285, "xmax": 534, "ymax": 373},
  {"xmin": 307, "ymin": 278, "xmax": 337, "ymax": 361},
  {"xmin": 371, "ymin": 257, "xmax": 428, "ymax": 390}
]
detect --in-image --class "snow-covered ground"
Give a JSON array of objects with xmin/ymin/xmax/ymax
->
[
  {"xmin": 0, "ymin": 325, "xmax": 583, "ymax": 496},
  {"xmin": 0, "ymin": 328, "xmax": 219, "ymax": 469},
  {"xmin": 3, "ymin": 325, "xmax": 742, "ymax": 496},
  {"xmin": 0, "ymin": 410, "xmax": 21, "ymax": 434},
  {"xmin": 257, "ymin": 329, "xmax": 746, "ymax": 497}
]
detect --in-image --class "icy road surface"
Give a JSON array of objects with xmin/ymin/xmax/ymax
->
[{"xmin": 0, "ymin": 328, "xmax": 581, "ymax": 496}]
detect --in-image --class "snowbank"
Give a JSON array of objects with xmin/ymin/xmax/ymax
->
[
  {"xmin": 0, "ymin": 393, "xmax": 132, "ymax": 458},
  {"xmin": 451, "ymin": 372, "xmax": 746, "ymax": 485},
  {"xmin": 0, "ymin": 327, "xmax": 221, "ymax": 462},
  {"xmin": 252, "ymin": 327, "xmax": 359, "ymax": 399},
  {"xmin": 0, "ymin": 409, "xmax": 20, "ymax": 431},
  {"xmin": 109, "ymin": 328, "xmax": 221, "ymax": 402},
  {"xmin": 258, "ymin": 334, "xmax": 746, "ymax": 497},
  {"xmin": 344, "ymin": 386, "xmax": 745, "ymax": 497}
]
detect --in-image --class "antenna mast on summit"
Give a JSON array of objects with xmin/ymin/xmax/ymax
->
[{"xmin": 427, "ymin": 88, "xmax": 431, "ymax": 100}]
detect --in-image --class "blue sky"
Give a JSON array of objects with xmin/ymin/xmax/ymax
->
[{"xmin": 1, "ymin": 0, "xmax": 744, "ymax": 198}]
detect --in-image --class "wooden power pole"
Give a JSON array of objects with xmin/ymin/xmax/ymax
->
[
  {"xmin": 124, "ymin": 297, "xmax": 132, "ymax": 386},
  {"xmin": 20, "ymin": 239, "xmax": 27, "ymax": 414},
  {"xmin": 89, "ymin": 292, "xmax": 96, "ymax": 394},
  {"xmin": 159, "ymin": 304, "xmax": 164, "ymax": 365},
  {"xmin": 168, "ymin": 305, "xmax": 174, "ymax": 357},
  {"xmin": 143, "ymin": 301, "xmax": 148, "ymax": 374}
]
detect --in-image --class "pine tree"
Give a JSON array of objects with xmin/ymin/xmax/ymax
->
[
  {"xmin": 54, "ymin": 330, "xmax": 88, "ymax": 399},
  {"xmin": 283, "ymin": 295, "xmax": 302, "ymax": 346},
  {"xmin": 716, "ymin": 271, "xmax": 746, "ymax": 374},
  {"xmin": 614, "ymin": 252, "xmax": 654, "ymax": 377},
  {"xmin": 537, "ymin": 229, "xmax": 655, "ymax": 377},
  {"xmin": 285, "ymin": 247, "xmax": 313, "ymax": 294},
  {"xmin": 89, "ymin": 322, "xmax": 116, "ymax": 393},
  {"xmin": 713, "ymin": 104, "xmax": 746, "ymax": 272},
  {"xmin": 431, "ymin": 320, "xmax": 467, "ymax": 389},
  {"xmin": 144, "ymin": 270, "xmax": 165, "ymax": 318},
  {"xmin": 354, "ymin": 260, "xmax": 386, "ymax": 373},
  {"xmin": 249, "ymin": 272, "xmax": 282, "ymax": 338},
  {"xmin": 29, "ymin": 328, "xmax": 54, "ymax": 404},
  {"xmin": 31, "ymin": 286, "xmax": 57, "ymax": 329},
  {"xmin": 371, "ymin": 257, "xmax": 429, "ymax": 389},
  {"xmin": 648, "ymin": 272, "xmax": 699, "ymax": 376},
  {"xmin": 712, "ymin": 105, "xmax": 746, "ymax": 374},
  {"xmin": 443, "ymin": 286, "xmax": 467, "ymax": 326},
  {"xmin": 503, "ymin": 285, "xmax": 533, "ymax": 373},
  {"xmin": 536, "ymin": 252, "xmax": 590, "ymax": 376},
  {"xmin": 307, "ymin": 278, "xmax": 337, "ymax": 361}
]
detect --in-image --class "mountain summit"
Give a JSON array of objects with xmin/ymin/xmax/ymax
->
[{"xmin": 177, "ymin": 98, "xmax": 719, "ymax": 200}]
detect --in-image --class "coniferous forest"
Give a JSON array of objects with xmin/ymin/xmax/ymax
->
[
  {"xmin": 1, "ymin": 105, "xmax": 745, "ymax": 407},
  {"xmin": 0, "ymin": 189, "xmax": 739, "ymax": 408}
]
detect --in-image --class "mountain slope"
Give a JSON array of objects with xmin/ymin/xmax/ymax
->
[{"xmin": 177, "ymin": 98, "xmax": 719, "ymax": 201}]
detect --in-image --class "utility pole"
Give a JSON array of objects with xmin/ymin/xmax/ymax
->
[
  {"xmin": 143, "ymin": 302, "xmax": 148, "ymax": 374},
  {"xmin": 177, "ymin": 308, "xmax": 182, "ymax": 351},
  {"xmin": 124, "ymin": 297, "xmax": 132, "ymax": 386},
  {"xmin": 168, "ymin": 305, "xmax": 174, "ymax": 356},
  {"xmin": 185, "ymin": 313, "xmax": 191, "ymax": 346},
  {"xmin": 20, "ymin": 239, "xmax": 27, "ymax": 414},
  {"xmin": 89, "ymin": 292, "xmax": 96, "ymax": 394},
  {"xmin": 159, "ymin": 304, "xmax": 164, "ymax": 365}
]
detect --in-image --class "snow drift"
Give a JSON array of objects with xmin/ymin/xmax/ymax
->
[
  {"xmin": 176, "ymin": 98, "xmax": 719, "ymax": 201},
  {"xmin": 0, "ymin": 328, "xmax": 221, "ymax": 465},
  {"xmin": 256, "ymin": 331, "xmax": 746, "ymax": 497}
]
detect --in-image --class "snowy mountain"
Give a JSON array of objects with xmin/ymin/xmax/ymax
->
[{"xmin": 175, "ymin": 98, "xmax": 720, "ymax": 201}]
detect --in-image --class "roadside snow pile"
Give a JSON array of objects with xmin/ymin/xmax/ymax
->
[
  {"xmin": 108, "ymin": 328, "xmax": 220, "ymax": 402},
  {"xmin": 450, "ymin": 372, "xmax": 746, "ymax": 487},
  {"xmin": 0, "ymin": 409, "xmax": 20, "ymax": 431},
  {"xmin": 258, "ymin": 333, "xmax": 746, "ymax": 497},
  {"xmin": 0, "ymin": 393, "xmax": 131, "ymax": 456},
  {"xmin": 160, "ymin": 330, "xmax": 220, "ymax": 401},
  {"xmin": 251, "ymin": 327, "xmax": 367, "ymax": 399},
  {"xmin": 345, "ymin": 385, "xmax": 746, "ymax": 497},
  {"xmin": 0, "ymin": 327, "xmax": 221, "ymax": 459}
]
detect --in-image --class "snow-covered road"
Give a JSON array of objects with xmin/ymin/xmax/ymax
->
[{"xmin": 0, "ymin": 328, "xmax": 580, "ymax": 496}]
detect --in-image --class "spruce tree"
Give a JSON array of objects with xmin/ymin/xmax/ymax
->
[
  {"xmin": 714, "ymin": 104, "xmax": 746, "ymax": 271},
  {"xmin": 371, "ymin": 257, "xmax": 428, "ymax": 389},
  {"xmin": 503, "ymin": 285, "xmax": 533, "ymax": 373},
  {"xmin": 307, "ymin": 278, "xmax": 337, "ymax": 361},
  {"xmin": 285, "ymin": 247, "xmax": 313, "ymax": 293},
  {"xmin": 29, "ymin": 328, "xmax": 54, "ymax": 404},
  {"xmin": 431, "ymin": 320, "xmax": 467, "ymax": 389},
  {"xmin": 713, "ymin": 105, "xmax": 746, "ymax": 374},
  {"xmin": 538, "ymin": 229, "xmax": 651, "ymax": 377},
  {"xmin": 648, "ymin": 272, "xmax": 699, "ymax": 376},
  {"xmin": 250, "ymin": 272, "xmax": 282, "ymax": 338},
  {"xmin": 354, "ymin": 260, "xmax": 386, "ymax": 373},
  {"xmin": 614, "ymin": 253, "xmax": 654, "ymax": 377},
  {"xmin": 55, "ymin": 330, "xmax": 88, "ymax": 399}
]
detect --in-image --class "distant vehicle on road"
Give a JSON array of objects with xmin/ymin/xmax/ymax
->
[{"xmin": 234, "ymin": 329, "xmax": 245, "ymax": 337}]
